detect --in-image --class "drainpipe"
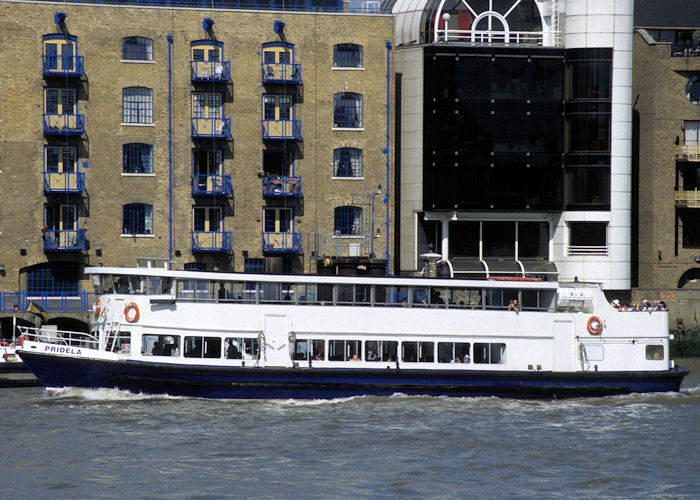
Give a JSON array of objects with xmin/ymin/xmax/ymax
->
[
  {"xmin": 167, "ymin": 33, "xmax": 173, "ymax": 262},
  {"xmin": 384, "ymin": 39, "xmax": 393, "ymax": 276}
]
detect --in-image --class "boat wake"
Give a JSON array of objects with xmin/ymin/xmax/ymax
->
[{"xmin": 45, "ymin": 386, "xmax": 182, "ymax": 401}]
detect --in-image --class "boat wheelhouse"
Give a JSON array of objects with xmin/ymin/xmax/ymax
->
[{"xmin": 18, "ymin": 259, "xmax": 687, "ymax": 399}]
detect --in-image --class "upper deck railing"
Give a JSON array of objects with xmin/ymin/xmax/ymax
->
[
  {"xmin": 0, "ymin": 291, "xmax": 95, "ymax": 313},
  {"xmin": 433, "ymin": 29, "xmax": 562, "ymax": 46}
]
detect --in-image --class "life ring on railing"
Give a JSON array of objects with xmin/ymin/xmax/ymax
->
[
  {"xmin": 94, "ymin": 298, "xmax": 102, "ymax": 319},
  {"xmin": 124, "ymin": 302, "xmax": 140, "ymax": 323},
  {"xmin": 16, "ymin": 336, "xmax": 26, "ymax": 347},
  {"xmin": 587, "ymin": 316, "xmax": 603, "ymax": 335},
  {"xmin": 0, "ymin": 341, "xmax": 9, "ymax": 347}
]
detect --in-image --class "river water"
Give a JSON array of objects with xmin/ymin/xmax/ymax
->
[{"xmin": 2, "ymin": 359, "xmax": 700, "ymax": 499}]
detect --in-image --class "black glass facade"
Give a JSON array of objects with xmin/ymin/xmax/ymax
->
[
  {"xmin": 423, "ymin": 46, "xmax": 613, "ymax": 213},
  {"xmin": 423, "ymin": 46, "xmax": 564, "ymax": 211}
]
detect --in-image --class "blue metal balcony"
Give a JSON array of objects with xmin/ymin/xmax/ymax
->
[
  {"xmin": 43, "ymin": 55, "xmax": 85, "ymax": 77},
  {"xmin": 43, "ymin": 113, "xmax": 85, "ymax": 135},
  {"xmin": 262, "ymin": 119, "xmax": 301, "ymax": 141},
  {"xmin": 191, "ymin": 60, "xmax": 231, "ymax": 82},
  {"xmin": 0, "ymin": 291, "xmax": 95, "ymax": 313},
  {"xmin": 261, "ymin": 62, "xmax": 301, "ymax": 84},
  {"xmin": 192, "ymin": 174, "xmax": 232, "ymax": 196},
  {"xmin": 262, "ymin": 231, "xmax": 302, "ymax": 253},
  {"xmin": 262, "ymin": 175, "xmax": 302, "ymax": 198},
  {"xmin": 43, "ymin": 171, "xmax": 86, "ymax": 194},
  {"xmin": 43, "ymin": 229, "xmax": 86, "ymax": 252},
  {"xmin": 191, "ymin": 231, "xmax": 232, "ymax": 252},
  {"xmin": 191, "ymin": 117, "xmax": 231, "ymax": 139}
]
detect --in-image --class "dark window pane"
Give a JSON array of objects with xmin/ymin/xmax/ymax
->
[
  {"xmin": 449, "ymin": 221, "xmax": 479, "ymax": 258},
  {"xmin": 569, "ymin": 222, "xmax": 607, "ymax": 246},
  {"xmin": 483, "ymin": 221, "xmax": 515, "ymax": 258}
]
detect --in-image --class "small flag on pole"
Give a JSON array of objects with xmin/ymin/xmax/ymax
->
[{"xmin": 27, "ymin": 302, "xmax": 48, "ymax": 323}]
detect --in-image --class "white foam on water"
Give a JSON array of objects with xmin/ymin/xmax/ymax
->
[{"xmin": 45, "ymin": 386, "xmax": 181, "ymax": 401}]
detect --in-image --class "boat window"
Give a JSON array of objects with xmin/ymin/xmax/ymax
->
[
  {"xmin": 177, "ymin": 279, "xmax": 214, "ymax": 300},
  {"xmin": 364, "ymin": 340, "xmax": 398, "ymax": 361},
  {"xmin": 106, "ymin": 330, "xmax": 131, "ymax": 353},
  {"xmin": 142, "ymin": 334, "xmax": 180, "ymax": 357},
  {"xmin": 260, "ymin": 282, "xmax": 280, "ymax": 302},
  {"xmin": 473, "ymin": 342, "xmax": 506, "ymax": 364},
  {"xmin": 318, "ymin": 284, "xmax": 333, "ymax": 304},
  {"xmin": 646, "ymin": 345, "xmax": 664, "ymax": 360},
  {"xmin": 293, "ymin": 339, "xmax": 309, "ymax": 360},
  {"xmin": 128, "ymin": 275, "xmax": 145, "ymax": 294},
  {"xmin": 296, "ymin": 284, "xmax": 317, "ymax": 304},
  {"xmin": 184, "ymin": 336, "xmax": 221, "ymax": 358},
  {"xmin": 328, "ymin": 339, "xmax": 362, "ymax": 361},
  {"xmin": 355, "ymin": 285, "xmax": 370, "ymax": 305},
  {"xmin": 420, "ymin": 341, "xmax": 435, "ymax": 362},
  {"xmin": 101, "ymin": 275, "xmax": 114, "ymax": 294},
  {"xmin": 401, "ymin": 341, "xmax": 418, "ymax": 362},
  {"xmin": 337, "ymin": 284, "xmax": 354, "ymax": 305},
  {"xmin": 412, "ymin": 287, "xmax": 430, "ymax": 306},
  {"xmin": 224, "ymin": 337, "xmax": 259, "ymax": 359},
  {"xmin": 292, "ymin": 339, "xmax": 324, "ymax": 360},
  {"xmin": 437, "ymin": 342, "xmax": 470, "ymax": 363}
]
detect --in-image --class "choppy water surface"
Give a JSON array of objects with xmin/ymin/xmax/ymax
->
[{"xmin": 2, "ymin": 360, "xmax": 700, "ymax": 499}]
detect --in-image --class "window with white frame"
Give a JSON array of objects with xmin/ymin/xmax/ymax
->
[
  {"xmin": 333, "ymin": 148, "xmax": 363, "ymax": 177},
  {"xmin": 122, "ymin": 87, "xmax": 153, "ymax": 124},
  {"xmin": 122, "ymin": 37, "xmax": 153, "ymax": 61},
  {"xmin": 123, "ymin": 143, "xmax": 153, "ymax": 174},
  {"xmin": 123, "ymin": 203, "xmax": 153, "ymax": 235},
  {"xmin": 334, "ymin": 92, "xmax": 363, "ymax": 128},
  {"xmin": 333, "ymin": 44, "xmax": 363, "ymax": 68},
  {"xmin": 334, "ymin": 206, "xmax": 363, "ymax": 235}
]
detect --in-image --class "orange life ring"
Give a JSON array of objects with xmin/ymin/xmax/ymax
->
[
  {"xmin": 0, "ymin": 341, "xmax": 9, "ymax": 347},
  {"xmin": 587, "ymin": 316, "xmax": 603, "ymax": 335},
  {"xmin": 94, "ymin": 298, "xmax": 102, "ymax": 318},
  {"xmin": 16, "ymin": 336, "xmax": 26, "ymax": 347},
  {"xmin": 124, "ymin": 302, "xmax": 139, "ymax": 323}
]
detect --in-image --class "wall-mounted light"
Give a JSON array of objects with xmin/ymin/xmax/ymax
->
[
  {"xmin": 54, "ymin": 12, "xmax": 67, "ymax": 26},
  {"xmin": 0, "ymin": 264, "xmax": 5, "ymax": 271},
  {"xmin": 375, "ymin": 228, "xmax": 381, "ymax": 238},
  {"xmin": 274, "ymin": 20, "xmax": 285, "ymax": 35},
  {"xmin": 376, "ymin": 184, "xmax": 382, "ymax": 194}
]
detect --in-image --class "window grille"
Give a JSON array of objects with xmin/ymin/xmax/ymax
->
[
  {"xmin": 184, "ymin": 262, "xmax": 207, "ymax": 271},
  {"xmin": 279, "ymin": 96, "xmax": 291, "ymax": 120},
  {"xmin": 45, "ymin": 90, "xmax": 58, "ymax": 114},
  {"xmin": 123, "ymin": 87, "xmax": 153, "ymax": 124},
  {"xmin": 333, "ymin": 148, "xmax": 363, "ymax": 177},
  {"xmin": 264, "ymin": 51, "xmax": 276, "ymax": 63},
  {"xmin": 263, "ymin": 96, "xmax": 276, "ymax": 120},
  {"xmin": 192, "ymin": 93, "xmax": 221, "ymax": 118},
  {"xmin": 26, "ymin": 263, "xmax": 80, "ymax": 297},
  {"xmin": 333, "ymin": 92, "xmax": 363, "ymax": 128},
  {"xmin": 46, "ymin": 147, "xmax": 76, "ymax": 172},
  {"xmin": 122, "ymin": 37, "xmax": 153, "ymax": 61},
  {"xmin": 334, "ymin": 206, "xmax": 363, "ymax": 235},
  {"xmin": 123, "ymin": 143, "xmax": 153, "ymax": 174},
  {"xmin": 279, "ymin": 51, "xmax": 291, "ymax": 64},
  {"xmin": 334, "ymin": 44, "xmax": 363, "ymax": 68},
  {"xmin": 123, "ymin": 203, "xmax": 153, "ymax": 235},
  {"xmin": 244, "ymin": 258, "xmax": 265, "ymax": 274}
]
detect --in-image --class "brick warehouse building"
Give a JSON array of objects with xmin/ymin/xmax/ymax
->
[
  {"xmin": 632, "ymin": 0, "xmax": 700, "ymax": 326},
  {"xmin": 0, "ymin": 0, "xmax": 394, "ymax": 331}
]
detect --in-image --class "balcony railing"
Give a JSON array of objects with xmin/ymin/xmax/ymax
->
[
  {"xmin": 262, "ymin": 231, "xmax": 302, "ymax": 253},
  {"xmin": 43, "ymin": 113, "xmax": 85, "ymax": 135},
  {"xmin": 433, "ymin": 29, "xmax": 561, "ymax": 47},
  {"xmin": 261, "ymin": 62, "xmax": 301, "ymax": 84},
  {"xmin": 42, "ymin": 55, "xmax": 85, "ymax": 77},
  {"xmin": 676, "ymin": 144, "xmax": 700, "ymax": 161},
  {"xmin": 43, "ymin": 171, "xmax": 86, "ymax": 194},
  {"xmin": 262, "ymin": 175, "xmax": 302, "ymax": 197},
  {"xmin": 192, "ymin": 174, "xmax": 232, "ymax": 196},
  {"xmin": 0, "ymin": 291, "xmax": 95, "ymax": 313},
  {"xmin": 191, "ymin": 230, "xmax": 232, "ymax": 252},
  {"xmin": 567, "ymin": 245, "xmax": 608, "ymax": 256},
  {"xmin": 191, "ymin": 60, "xmax": 231, "ymax": 82},
  {"xmin": 191, "ymin": 117, "xmax": 231, "ymax": 139},
  {"xmin": 262, "ymin": 119, "xmax": 301, "ymax": 141},
  {"xmin": 675, "ymin": 189, "xmax": 700, "ymax": 208},
  {"xmin": 43, "ymin": 229, "xmax": 86, "ymax": 252}
]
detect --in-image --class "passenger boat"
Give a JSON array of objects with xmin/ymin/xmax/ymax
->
[{"xmin": 17, "ymin": 258, "xmax": 688, "ymax": 399}]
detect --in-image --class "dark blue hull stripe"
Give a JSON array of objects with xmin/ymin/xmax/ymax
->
[{"xmin": 20, "ymin": 351, "xmax": 688, "ymax": 400}]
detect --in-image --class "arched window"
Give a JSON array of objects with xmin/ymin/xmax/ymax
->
[
  {"xmin": 123, "ymin": 143, "xmax": 153, "ymax": 174},
  {"xmin": 122, "ymin": 37, "xmax": 153, "ymax": 61},
  {"xmin": 333, "ymin": 92, "xmax": 363, "ymax": 129},
  {"xmin": 334, "ymin": 206, "xmax": 363, "ymax": 235},
  {"xmin": 333, "ymin": 43, "xmax": 363, "ymax": 68},
  {"xmin": 122, "ymin": 87, "xmax": 153, "ymax": 124},
  {"xmin": 123, "ymin": 203, "xmax": 153, "ymax": 235},
  {"xmin": 333, "ymin": 148, "xmax": 363, "ymax": 177}
]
